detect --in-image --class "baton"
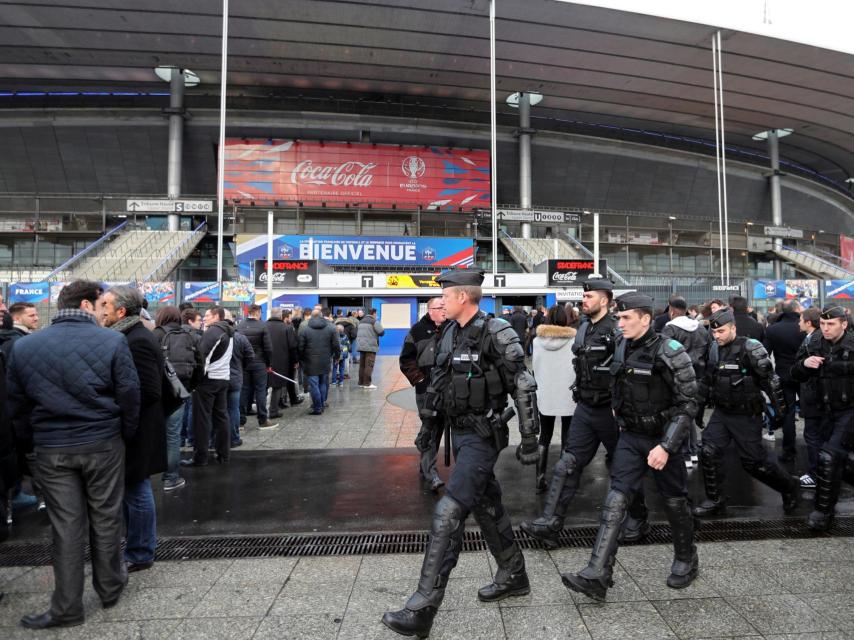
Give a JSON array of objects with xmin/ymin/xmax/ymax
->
[{"xmin": 266, "ymin": 367, "xmax": 299, "ymax": 385}]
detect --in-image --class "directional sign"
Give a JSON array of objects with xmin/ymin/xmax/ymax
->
[
  {"xmin": 361, "ymin": 275, "xmax": 374, "ymax": 288},
  {"xmin": 763, "ymin": 225, "xmax": 803, "ymax": 240},
  {"xmin": 494, "ymin": 274, "xmax": 507, "ymax": 287},
  {"xmin": 126, "ymin": 199, "xmax": 213, "ymax": 213}
]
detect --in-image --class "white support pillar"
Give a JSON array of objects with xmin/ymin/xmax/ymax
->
[
  {"xmin": 768, "ymin": 130, "xmax": 783, "ymax": 279},
  {"xmin": 167, "ymin": 70, "xmax": 184, "ymax": 232},
  {"xmin": 518, "ymin": 91, "xmax": 532, "ymax": 239}
]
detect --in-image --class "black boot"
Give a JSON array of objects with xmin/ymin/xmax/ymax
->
[
  {"xmin": 473, "ymin": 496, "xmax": 530, "ymax": 602},
  {"xmin": 382, "ymin": 496, "xmax": 461, "ymax": 638},
  {"xmin": 561, "ymin": 489, "xmax": 627, "ymax": 602},
  {"xmin": 807, "ymin": 447, "xmax": 842, "ymax": 532},
  {"xmin": 663, "ymin": 497, "xmax": 698, "ymax": 589},
  {"xmin": 745, "ymin": 460, "xmax": 800, "ymax": 514},
  {"xmin": 693, "ymin": 443, "xmax": 726, "ymax": 517},
  {"xmin": 620, "ymin": 491, "xmax": 650, "ymax": 543},
  {"xmin": 535, "ymin": 445, "xmax": 549, "ymax": 494},
  {"xmin": 521, "ymin": 451, "xmax": 577, "ymax": 549}
]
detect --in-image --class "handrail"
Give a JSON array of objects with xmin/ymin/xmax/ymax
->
[
  {"xmin": 563, "ymin": 232, "xmax": 630, "ymax": 285},
  {"xmin": 498, "ymin": 230, "xmax": 538, "ymax": 269},
  {"xmin": 137, "ymin": 222, "xmax": 208, "ymax": 283},
  {"xmin": 44, "ymin": 220, "xmax": 129, "ymax": 280},
  {"xmin": 779, "ymin": 245, "xmax": 854, "ymax": 278}
]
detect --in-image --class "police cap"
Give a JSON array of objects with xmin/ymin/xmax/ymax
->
[
  {"xmin": 435, "ymin": 269, "xmax": 485, "ymax": 288},
  {"xmin": 708, "ymin": 308, "xmax": 735, "ymax": 329},
  {"xmin": 615, "ymin": 292, "xmax": 654, "ymax": 312},
  {"xmin": 820, "ymin": 304, "xmax": 848, "ymax": 320},
  {"xmin": 581, "ymin": 277, "xmax": 614, "ymax": 293}
]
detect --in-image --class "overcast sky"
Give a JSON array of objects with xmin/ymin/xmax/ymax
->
[{"xmin": 566, "ymin": 0, "xmax": 854, "ymax": 55}]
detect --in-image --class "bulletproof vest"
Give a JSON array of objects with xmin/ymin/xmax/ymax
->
[
  {"xmin": 708, "ymin": 337, "xmax": 765, "ymax": 415},
  {"xmin": 817, "ymin": 332, "xmax": 854, "ymax": 412},
  {"xmin": 572, "ymin": 315, "xmax": 617, "ymax": 407},
  {"xmin": 611, "ymin": 334, "xmax": 674, "ymax": 436},
  {"xmin": 437, "ymin": 314, "xmax": 508, "ymax": 418}
]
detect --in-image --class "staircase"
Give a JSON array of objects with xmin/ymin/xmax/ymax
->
[
  {"xmin": 50, "ymin": 224, "xmax": 207, "ymax": 284},
  {"xmin": 774, "ymin": 245, "xmax": 854, "ymax": 280},
  {"xmin": 499, "ymin": 234, "xmax": 585, "ymax": 272}
]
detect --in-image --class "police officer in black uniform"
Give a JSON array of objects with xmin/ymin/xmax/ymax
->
[
  {"xmin": 521, "ymin": 277, "xmax": 649, "ymax": 548},
  {"xmin": 382, "ymin": 269, "xmax": 540, "ymax": 639},
  {"xmin": 562, "ymin": 293, "xmax": 699, "ymax": 602},
  {"xmin": 693, "ymin": 308, "xmax": 797, "ymax": 517},
  {"xmin": 791, "ymin": 304, "xmax": 854, "ymax": 531}
]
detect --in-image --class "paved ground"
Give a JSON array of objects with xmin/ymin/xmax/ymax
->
[{"xmin": 2, "ymin": 357, "xmax": 853, "ymax": 639}]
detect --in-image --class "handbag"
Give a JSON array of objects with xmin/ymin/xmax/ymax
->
[{"xmin": 164, "ymin": 357, "xmax": 191, "ymax": 400}]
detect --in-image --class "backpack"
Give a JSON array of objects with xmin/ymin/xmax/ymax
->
[{"xmin": 160, "ymin": 328, "xmax": 201, "ymax": 387}]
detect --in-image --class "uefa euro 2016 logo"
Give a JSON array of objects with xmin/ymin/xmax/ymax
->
[
  {"xmin": 422, "ymin": 247, "xmax": 436, "ymax": 261},
  {"xmin": 402, "ymin": 156, "xmax": 426, "ymax": 180}
]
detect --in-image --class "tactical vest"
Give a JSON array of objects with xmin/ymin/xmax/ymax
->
[
  {"xmin": 611, "ymin": 335, "xmax": 674, "ymax": 436},
  {"xmin": 437, "ymin": 315, "xmax": 508, "ymax": 419},
  {"xmin": 816, "ymin": 333, "xmax": 854, "ymax": 412},
  {"xmin": 572, "ymin": 317, "xmax": 616, "ymax": 407},
  {"xmin": 707, "ymin": 337, "xmax": 764, "ymax": 415}
]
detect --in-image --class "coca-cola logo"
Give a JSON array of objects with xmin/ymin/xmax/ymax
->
[
  {"xmin": 552, "ymin": 272, "xmax": 580, "ymax": 282},
  {"xmin": 290, "ymin": 160, "xmax": 376, "ymax": 187}
]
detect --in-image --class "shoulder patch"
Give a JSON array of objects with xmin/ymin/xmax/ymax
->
[
  {"xmin": 746, "ymin": 338, "xmax": 760, "ymax": 345},
  {"xmin": 668, "ymin": 339, "xmax": 682, "ymax": 351}
]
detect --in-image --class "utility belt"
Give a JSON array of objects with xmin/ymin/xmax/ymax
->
[
  {"xmin": 616, "ymin": 410, "xmax": 670, "ymax": 437},
  {"xmin": 712, "ymin": 396, "xmax": 765, "ymax": 416},
  {"xmin": 572, "ymin": 381, "xmax": 612, "ymax": 408},
  {"xmin": 453, "ymin": 407, "xmax": 516, "ymax": 451}
]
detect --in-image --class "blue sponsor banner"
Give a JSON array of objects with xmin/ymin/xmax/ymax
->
[
  {"xmin": 236, "ymin": 234, "xmax": 474, "ymax": 268},
  {"xmin": 183, "ymin": 282, "xmax": 220, "ymax": 304},
  {"xmin": 752, "ymin": 279, "xmax": 786, "ymax": 300},
  {"xmin": 9, "ymin": 282, "xmax": 50, "ymax": 304},
  {"xmin": 257, "ymin": 293, "xmax": 319, "ymax": 318},
  {"xmin": 826, "ymin": 280, "xmax": 854, "ymax": 299}
]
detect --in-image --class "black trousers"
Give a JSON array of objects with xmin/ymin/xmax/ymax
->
[
  {"xmin": 34, "ymin": 437, "xmax": 127, "ymax": 620},
  {"xmin": 538, "ymin": 414, "xmax": 572, "ymax": 449},
  {"xmin": 703, "ymin": 409, "xmax": 770, "ymax": 465},
  {"xmin": 780, "ymin": 380, "xmax": 799, "ymax": 455},
  {"xmin": 193, "ymin": 378, "xmax": 230, "ymax": 464},
  {"xmin": 610, "ymin": 430, "xmax": 688, "ymax": 498},
  {"xmin": 803, "ymin": 413, "xmax": 832, "ymax": 476}
]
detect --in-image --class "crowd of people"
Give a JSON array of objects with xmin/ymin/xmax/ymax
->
[{"xmin": 0, "ymin": 282, "xmax": 386, "ymax": 628}]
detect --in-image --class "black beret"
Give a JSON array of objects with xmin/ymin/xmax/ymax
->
[
  {"xmin": 435, "ymin": 269, "xmax": 484, "ymax": 288},
  {"xmin": 820, "ymin": 305, "xmax": 847, "ymax": 320},
  {"xmin": 581, "ymin": 277, "xmax": 614, "ymax": 293},
  {"xmin": 708, "ymin": 308, "xmax": 735, "ymax": 328},
  {"xmin": 615, "ymin": 292, "xmax": 654, "ymax": 312}
]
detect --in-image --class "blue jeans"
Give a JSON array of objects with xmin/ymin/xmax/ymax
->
[
  {"xmin": 181, "ymin": 396, "xmax": 193, "ymax": 446},
  {"xmin": 228, "ymin": 389, "xmax": 242, "ymax": 444},
  {"xmin": 307, "ymin": 374, "xmax": 329, "ymax": 412},
  {"xmin": 242, "ymin": 361, "xmax": 269, "ymax": 423},
  {"xmin": 164, "ymin": 405, "xmax": 183, "ymax": 483},
  {"xmin": 123, "ymin": 478, "xmax": 156, "ymax": 564},
  {"xmin": 334, "ymin": 357, "xmax": 348, "ymax": 384}
]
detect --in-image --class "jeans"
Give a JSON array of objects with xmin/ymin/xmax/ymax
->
[
  {"xmin": 123, "ymin": 478, "xmax": 156, "ymax": 565},
  {"xmin": 241, "ymin": 361, "xmax": 269, "ymax": 423},
  {"xmin": 228, "ymin": 389, "xmax": 242, "ymax": 444},
  {"xmin": 164, "ymin": 405, "xmax": 183, "ymax": 484},
  {"xmin": 334, "ymin": 357, "xmax": 348, "ymax": 384},
  {"xmin": 307, "ymin": 374, "xmax": 329, "ymax": 412},
  {"xmin": 181, "ymin": 396, "xmax": 193, "ymax": 447}
]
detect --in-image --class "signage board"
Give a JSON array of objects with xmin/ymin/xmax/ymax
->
[
  {"xmin": 385, "ymin": 274, "xmax": 440, "ymax": 288},
  {"xmin": 763, "ymin": 225, "xmax": 803, "ymax": 239},
  {"xmin": 182, "ymin": 282, "xmax": 220, "ymax": 303},
  {"xmin": 253, "ymin": 259, "xmax": 318, "ymax": 288},
  {"xmin": 8, "ymin": 282, "xmax": 50, "ymax": 304},
  {"xmin": 556, "ymin": 288, "xmax": 584, "ymax": 301},
  {"xmin": 224, "ymin": 139, "xmax": 490, "ymax": 210},
  {"xmin": 826, "ymin": 280, "xmax": 854, "ymax": 299},
  {"xmin": 712, "ymin": 285, "xmax": 741, "ymax": 292},
  {"xmin": 547, "ymin": 259, "xmax": 607, "ymax": 287},
  {"xmin": 126, "ymin": 199, "xmax": 212, "ymax": 213},
  {"xmin": 495, "ymin": 209, "xmax": 577, "ymax": 223}
]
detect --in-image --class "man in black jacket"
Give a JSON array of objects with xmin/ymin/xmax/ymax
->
[
  {"xmin": 764, "ymin": 300, "xmax": 804, "ymax": 461},
  {"xmin": 183, "ymin": 306, "xmax": 235, "ymax": 466},
  {"xmin": 730, "ymin": 295, "xmax": 765, "ymax": 342},
  {"xmin": 101, "ymin": 285, "xmax": 166, "ymax": 574},
  {"xmin": 237, "ymin": 304, "xmax": 277, "ymax": 429},
  {"xmin": 266, "ymin": 308, "xmax": 298, "ymax": 418},
  {"xmin": 509, "ymin": 306, "xmax": 528, "ymax": 344},
  {"xmin": 6, "ymin": 280, "xmax": 140, "ymax": 629},
  {"xmin": 400, "ymin": 298, "xmax": 447, "ymax": 491},
  {"xmin": 298, "ymin": 309, "xmax": 340, "ymax": 415}
]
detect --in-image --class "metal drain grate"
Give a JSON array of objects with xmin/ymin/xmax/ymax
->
[{"xmin": 1, "ymin": 517, "xmax": 852, "ymax": 567}]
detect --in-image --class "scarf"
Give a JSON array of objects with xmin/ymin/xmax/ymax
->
[{"xmin": 111, "ymin": 315, "xmax": 142, "ymax": 334}]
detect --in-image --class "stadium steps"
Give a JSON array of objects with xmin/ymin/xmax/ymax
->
[
  {"xmin": 499, "ymin": 234, "xmax": 584, "ymax": 272},
  {"xmin": 774, "ymin": 245, "xmax": 854, "ymax": 280}
]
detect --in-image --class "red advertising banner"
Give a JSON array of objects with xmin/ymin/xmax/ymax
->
[
  {"xmin": 841, "ymin": 235, "xmax": 854, "ymax": 271},
  {"xmin": 224, "ymin": 139, "xmax": 490, "ymax": 211}
]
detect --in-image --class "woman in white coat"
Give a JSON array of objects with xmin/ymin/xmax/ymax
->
[{"xmin": 531, "ymin": 304, "xmax": 577, "ymax": 493}]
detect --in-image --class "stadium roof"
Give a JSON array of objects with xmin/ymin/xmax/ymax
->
[{"xmin": 1, "ymin": 0, "xmax": 853, "ymax": 189}]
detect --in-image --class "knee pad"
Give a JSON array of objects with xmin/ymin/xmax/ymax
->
[
  {"xmin": 554, "ymin": 450, "xmax": 578, "ymax": 478},
  {"xmin": 699, "ymin": 441, "xmax": 722, "ymax": 462},
  {"xmin": 817, "ymin": 446, "xmax": 841, "ymax": 468},
  {"xmin": 432, "ymin": 495, "xmax": 464, "ymax": 535},
  {"xmin": 601, "ymin": 489, "xmax": 629, "ymax": 525}
]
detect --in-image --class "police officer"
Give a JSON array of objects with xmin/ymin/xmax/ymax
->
[
  {"xmin": 382, "ymin": 269, "xmax": 540, "ymax": 639},
  {"xmin": 791, "ymin": 304, "xmax": 854, "ymax": 531},
  {"xmin": 521, "ymin": 277, "xmax": 649, "ymax": 548},
  {"xmin": 562, "ymin": 293, "xmax": 699, "ymax": 602},
  {"xmin": 693, "ymin": 308, "xmax": 797, "ymax": 517}
]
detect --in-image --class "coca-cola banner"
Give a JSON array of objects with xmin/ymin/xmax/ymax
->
[
  {"xmin": 253, "ymin": 259, "xmax": 318, "ymax": 288},
  {"xmin": 547, "ymin": 259, "xmax": 608, "ymax": 287},
  {"xmin": 224, "ymin": 139, "xmax": 490, "ymax": 210}
]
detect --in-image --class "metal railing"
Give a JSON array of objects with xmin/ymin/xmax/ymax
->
[
  {"xmin": 563, "ymin": 232, "xmax": 629, "ymax": 284},
  {"xmin": 138, "ymin": 222, "xmax": 207, "ymax": 283},
  {"xmin": 778, "ymin": 245, "xmax": 854, "ymax": 279},
  {"xmin": 44, "ymin": 220, "xmax": 128, "ymax": 281},
  {"xmin": 498, "ymin": 230, "xmax": 537, "ymax": 271}
]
